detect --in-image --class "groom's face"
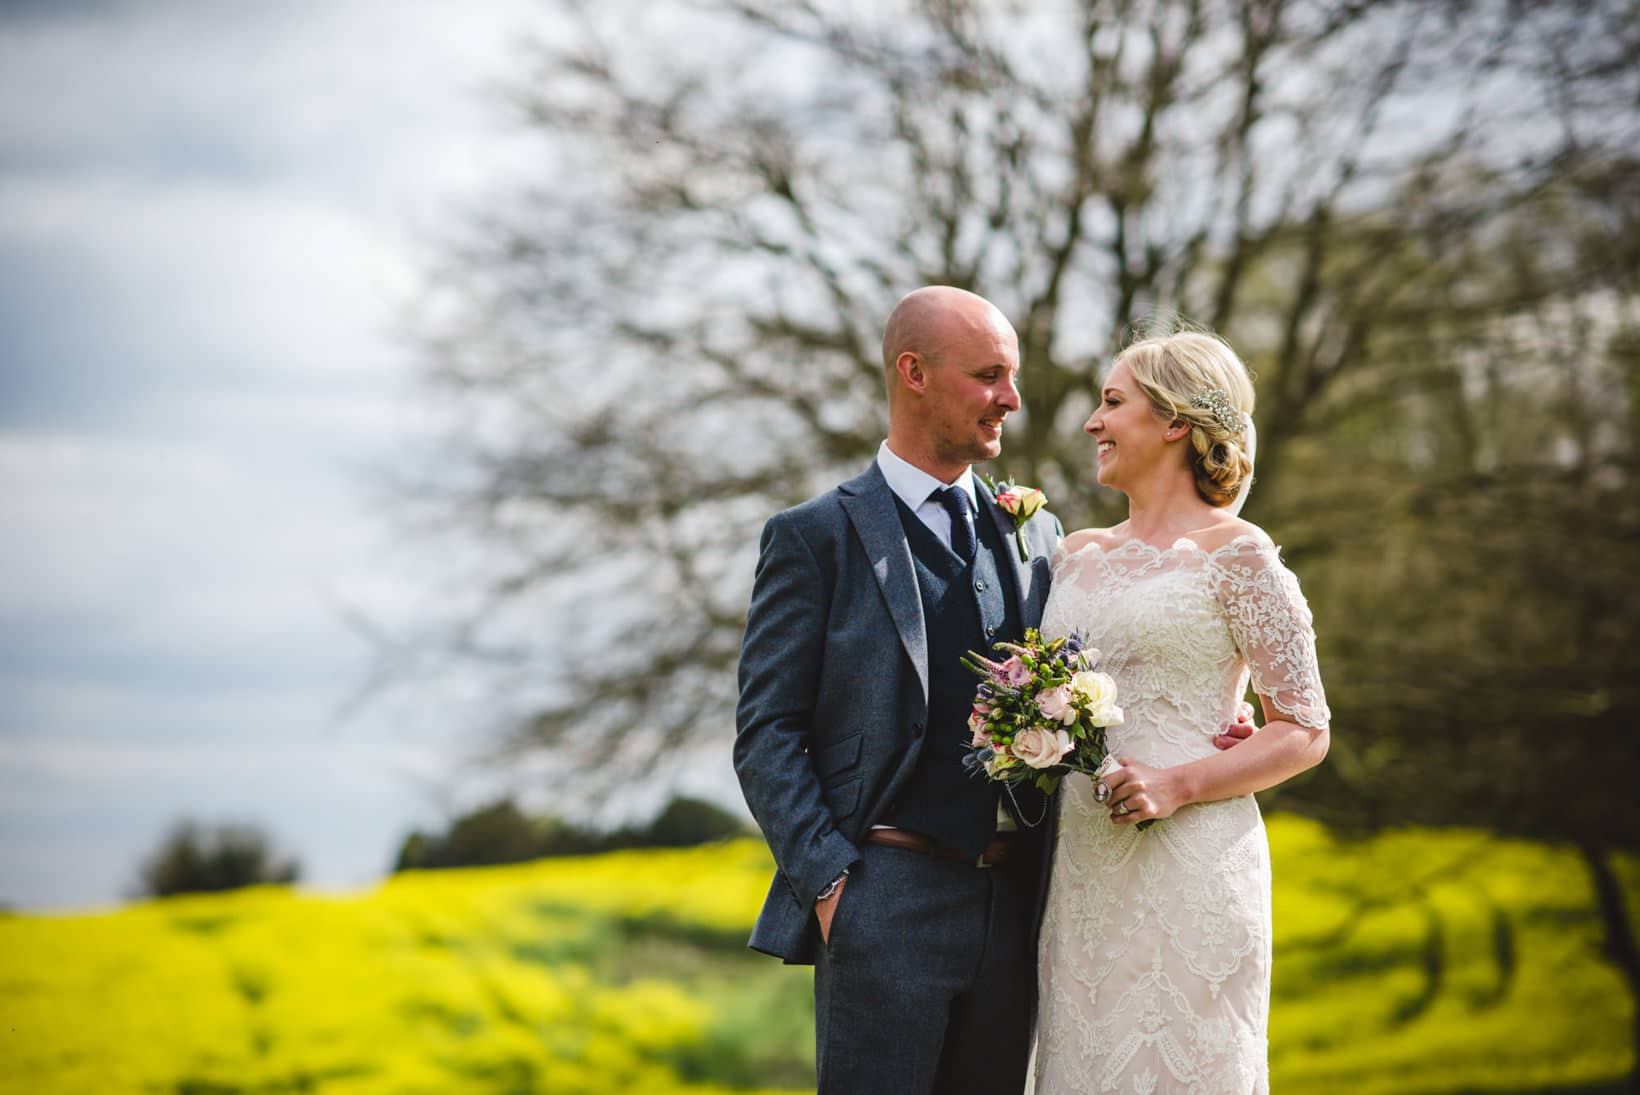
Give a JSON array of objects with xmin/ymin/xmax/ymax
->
[{"xmin": 920, "ymin": 317, "xmax": 1022, "ymax": 469}]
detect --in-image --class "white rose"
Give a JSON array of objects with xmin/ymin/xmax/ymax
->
[
  {"xmin": 1071, "ymin": 670, "xmax": 1124, "ymax": 727},
  {"xmin": 1011, "ymin": 727, "xmax": 1074, "ymax": 769}
]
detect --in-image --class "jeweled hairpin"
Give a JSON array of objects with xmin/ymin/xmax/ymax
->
[{"xmin": 1189, "ymin": 389, "xmax": 1246, "ymax": 436}]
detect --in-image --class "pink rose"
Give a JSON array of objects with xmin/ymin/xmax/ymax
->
[
  {"xmin": 993, "ymin": 484, "xmax": 1046, "ymax": 520},
  {"xmin": 1035, "ymin": 683, "xmax": 1077, "ymax": 725},
  {"xmin": 968, "ymin": 710, "xmax": 990, "ymax": 746},
  {"xmin": 1012, "ymin": 727, "xmax": 1073, "ymax": 769},
  {"xmin": 999, "ymin": 657, "xmax": 1033, "ymax": 687},
  {"xmin": 1012, "ymin": 487, "xmax": 1046, "ymax": 519}
]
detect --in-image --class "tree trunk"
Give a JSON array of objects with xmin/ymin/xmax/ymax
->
[{"xmin": 1578, "ymin": 839, "xmax": 1640, "ymax": 1092}]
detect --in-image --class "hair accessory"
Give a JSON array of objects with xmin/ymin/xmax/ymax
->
[{"xmin": 1189, "ymin": 389, "xmax": 1246, "ymax": 436}]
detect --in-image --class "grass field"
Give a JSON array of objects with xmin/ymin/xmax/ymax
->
[{"xmin": 1, "ymin": 815, "xmax": 1634, "ymax": 1094}]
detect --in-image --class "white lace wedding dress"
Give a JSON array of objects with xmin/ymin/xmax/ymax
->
[{"xmin": 1030, "ymin": 534, "xmax": 1330, "ymax": 1095}]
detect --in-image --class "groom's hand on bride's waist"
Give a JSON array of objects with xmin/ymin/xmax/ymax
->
[{"xmin": 1213, "ymin": 702, "xmax": 1258, "ymax": 751}]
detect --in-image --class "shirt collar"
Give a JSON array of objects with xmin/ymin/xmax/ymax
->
[{"xmin": 876, "ymin": 440, "xmax": 979, "ymax": 512}]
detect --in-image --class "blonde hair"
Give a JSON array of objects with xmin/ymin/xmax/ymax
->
[{"xmin": 1111, "ymin": 331, "xmax": 1256, "ymax": 507}]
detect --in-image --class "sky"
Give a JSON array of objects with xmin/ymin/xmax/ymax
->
[{"xmin": 0, "ymin": 0, "xmax": 626, "ymax": 911}]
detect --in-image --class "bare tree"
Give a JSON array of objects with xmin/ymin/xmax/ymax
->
[
  {"xmin": 1284, "ymin": 149, "xmax": 1640, "ymax": 1076},
  {"xmin": 392, "ymin": 0, "xmax": 1634, "ymax": 813},
  {"xmin": 389, "ymin": 5, "xmax": 1640, "ymax": 1068}
]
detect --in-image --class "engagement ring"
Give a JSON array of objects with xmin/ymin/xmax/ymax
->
[{"xmin": 1115, "ymin": 803, "xmax": 1130, "ymax": 815}]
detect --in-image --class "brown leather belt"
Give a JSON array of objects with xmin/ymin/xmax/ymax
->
[{"xmin": 865, "ymin": 827, "xmax": 1011, "ymax": 868}]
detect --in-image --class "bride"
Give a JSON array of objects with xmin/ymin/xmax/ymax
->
[{"xmin": 1031, "ymin": 331, "xmax": 1331, "ymax": 1094}]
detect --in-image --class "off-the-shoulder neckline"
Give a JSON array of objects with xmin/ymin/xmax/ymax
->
[{"xmin": 1060, "ymin": 531, "xmax": 1271, "ymax": 560}]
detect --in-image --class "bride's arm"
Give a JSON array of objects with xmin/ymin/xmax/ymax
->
[
  {"xmin": 1104, "ymin": 704, "xmax": 1327, "ymax": 824},
  {"xmin": 1186, "ymin": 699, "xmax": 1329, "ymax": 800},
  {"xmin": 1104, "ymin": 536, "xmax": 1331, "ymax": 824}
]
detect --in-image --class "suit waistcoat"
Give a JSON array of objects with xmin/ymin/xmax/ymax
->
[{"xmin": 881, "ymin": 494, "xmax": 1025, "ymax": 857}]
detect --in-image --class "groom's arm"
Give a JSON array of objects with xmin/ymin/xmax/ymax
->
[
  {"xmin": 1213, "ymin": 705, "xmax": 1258, "ymax": 750},
  {"xmin": 1029, "ymin": 508, "xmax": 1064, "ymax": 557},
  {"xmin": 733, "ymin": 512, "xmax": 860, "ymax": 913}
]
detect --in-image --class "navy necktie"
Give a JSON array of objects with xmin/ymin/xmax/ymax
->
[{"xmin": 934, "ymin": 486, "xmax": 977, "ymax": 562}]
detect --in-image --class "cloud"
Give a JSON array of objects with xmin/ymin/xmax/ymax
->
[
  {"xmin": 0, "ymin": 0, "xmax": 544, "ymax": 907},
  {"xmin": 1, "ymin": 430, "xmax": 359, "ymax": 626},
  {"xmin": 0, "ymin": 0, "xmax": 544, "ymax": 428},
  {"xmin": 0, "ymin": 0, "xmax": 541, "ymax": 197},
  {"xmin": 0, "ymin": 176, "xmax": 420, "ymax": 432}
]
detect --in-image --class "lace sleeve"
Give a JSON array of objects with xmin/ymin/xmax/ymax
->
[{"xmin": 1210, "ymin": 538, "xmax": 1331, "ymax": 729}]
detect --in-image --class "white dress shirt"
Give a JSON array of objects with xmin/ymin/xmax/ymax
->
[{"xmin": 875, "ymin": 441, "xmax": 979, "ymax": 553}]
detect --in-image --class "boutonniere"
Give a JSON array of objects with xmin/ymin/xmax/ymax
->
[{"xmin": 981, "ymin": 474, "xmax": 1047, "ymax": 562}]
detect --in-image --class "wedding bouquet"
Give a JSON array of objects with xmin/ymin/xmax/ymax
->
[{"xmin": 962, "ymin": 629, "xmax": 1149, "ymax": 828}]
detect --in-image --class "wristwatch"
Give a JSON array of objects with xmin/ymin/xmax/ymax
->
[{"xmin": 816, "ymin": 869, "xmax": 849, "ymax": 902}]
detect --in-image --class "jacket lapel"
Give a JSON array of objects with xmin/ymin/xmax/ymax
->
[
  {"xmin": 839, "ymin": 463, "xmax": 929, "ymax": 704},
  {"xmin": 977, "ymin": 479, "xmax": 1042, "ymax": 628}
]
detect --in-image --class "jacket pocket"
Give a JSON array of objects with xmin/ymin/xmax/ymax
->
[
  {"xmin": 813, "ymin": 730, "xmax": 863, "ymax": 779},
  {"xmin": 823, "ymin": 775, "xmax": 861, "ymax": 819},
  {"xmin": 822, "ymin": 862, "xmax": 861, "ymax": 953}
]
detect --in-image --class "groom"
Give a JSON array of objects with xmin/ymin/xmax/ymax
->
[{"xmin": 734, "ymin": 286, "xmax": 1060, "ymax": 1094}]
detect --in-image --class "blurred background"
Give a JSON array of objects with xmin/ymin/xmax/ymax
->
[{"xmin": 1, "ymin": 0, "xmax": 1636, "ymax": 1092}]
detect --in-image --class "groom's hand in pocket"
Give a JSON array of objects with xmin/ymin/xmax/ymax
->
[
  {"xmin": 1213, "ymin": 702, "xmax": 1258, "ymax": 751},
  {"xmin": 816, "ymin": 877, "xmax": 847, "ymax": 944}
]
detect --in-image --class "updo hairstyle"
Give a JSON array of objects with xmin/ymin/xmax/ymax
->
[{"xmin": 1111, "ymin": 331, "xmax": 1255, "ymax": 507}]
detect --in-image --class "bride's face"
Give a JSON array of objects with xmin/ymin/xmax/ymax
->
[{"xmin": 1084, "ymin": 362, "xmax": 1174, "ymax": 489}]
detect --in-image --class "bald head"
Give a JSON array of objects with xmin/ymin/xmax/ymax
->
[
  {"xmin": 879, "ymin": 286, "xmax": 1021, "ymax": 481},
  {"xmin": 882, "ymin": 286, "xmax": 1011, "ymax": 391}
]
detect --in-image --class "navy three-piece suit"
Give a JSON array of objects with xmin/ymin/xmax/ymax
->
[{"xmin": 734, "ymin": 459, "xmax": 1063, "ymax": 1094}]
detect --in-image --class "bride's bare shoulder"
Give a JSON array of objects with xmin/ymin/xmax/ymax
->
[
  {"xmin": 1059, "ymin": 525, "xmax": 1125, "ymax": 556},
  {"xmin": 1192, "ymin": 516, "xmax": 1274, "ymax": 553}
]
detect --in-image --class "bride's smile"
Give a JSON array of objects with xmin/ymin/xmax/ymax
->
[{"xmin": 1083, "ymin": 359, "xmax": 1180, "ymax": 492}]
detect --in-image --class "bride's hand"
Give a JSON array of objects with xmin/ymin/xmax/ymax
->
[{"xmin": 1099, "ymin": 758, "xmax": 1184, "ymax": 825}]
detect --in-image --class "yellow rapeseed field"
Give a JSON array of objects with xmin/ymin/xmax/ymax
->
[{"xmin": 1, "ymin": 819, "xmax": 1633, "ymax": 1093}]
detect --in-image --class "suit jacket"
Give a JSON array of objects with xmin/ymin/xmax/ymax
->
[{"xmin": 734, "ymin": 460, "xmax": 1063, "ymax": 964}]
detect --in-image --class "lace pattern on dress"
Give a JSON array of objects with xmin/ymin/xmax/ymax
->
[{"xmin": 1030, "ymin": 533, "xmax": 1326, "ymax": 1094}]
